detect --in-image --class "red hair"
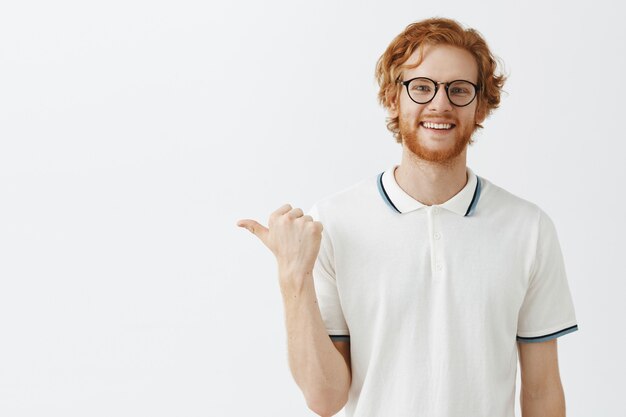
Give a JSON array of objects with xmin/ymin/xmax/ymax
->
[{"xmin": 375, "ymin": 17, "xmax": 508, "ymax": 144}]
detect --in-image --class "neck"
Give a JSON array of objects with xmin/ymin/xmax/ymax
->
[{"xmin": 394, "ymin": 147, "xmax": 469, "ymax": 206}]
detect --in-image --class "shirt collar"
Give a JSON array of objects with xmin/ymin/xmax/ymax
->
[{"xmin": 376, "ymin": 165, "xmax": 482, "ymax": 216}]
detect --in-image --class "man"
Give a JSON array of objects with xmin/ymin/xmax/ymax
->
[{"xmin": 237, "ymin": 17, "xmax": 578, "ymax": 417}]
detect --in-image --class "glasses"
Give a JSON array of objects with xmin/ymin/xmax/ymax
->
[{"xmin": 397, "ymin": 77, "xmax": 480, "ymax": 107}]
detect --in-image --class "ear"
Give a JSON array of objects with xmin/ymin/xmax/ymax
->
[
  {"xmin": 389, "ymin": 104, "xmax": 399, "ymax": 119},
  {"xmin": 387, "ymin": 89, "xmax": 399, "ymax": 118},
  {"xmin": 475, "ymin": 104, "xmax": 487, "ymax": 126}
]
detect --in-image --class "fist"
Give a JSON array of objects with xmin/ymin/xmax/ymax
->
[{"xmin": 237, "ymin": 203, "xmax": 324, "ymax": 277}]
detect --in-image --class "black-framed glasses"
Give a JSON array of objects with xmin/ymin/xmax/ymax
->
[{"xmin": 397, "ymin": 77, "xmax": 480, "ymax": 107}]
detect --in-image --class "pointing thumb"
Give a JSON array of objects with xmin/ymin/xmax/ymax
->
[{"xmin": 237, "ymin": 219, "xmax": 269, "ymax": 243}]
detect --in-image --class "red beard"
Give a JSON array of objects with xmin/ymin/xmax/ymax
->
[{"xmin": 399, "ymin": 117, "xmax": 477, "ymax": 164}]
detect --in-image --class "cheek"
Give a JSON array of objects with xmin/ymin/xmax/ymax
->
[
  {"xmin": 399, "ymin": 101, "xmax": 422, "ymax": 121},
  {"xmin": 457, "ymin": 108, "xmax": 476, "ymax": 124},
  {"xmin": 399, "ymin": 110, "xmax": 419, "ymax": 126}
]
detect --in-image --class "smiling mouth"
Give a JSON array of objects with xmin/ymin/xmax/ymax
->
[{"xmin": 420, "ymin": 122, "xmax": 456, "ymax": 131}]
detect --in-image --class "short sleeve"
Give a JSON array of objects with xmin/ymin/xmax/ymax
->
[
  {"xmin": 516, "ymin": 209, "xmax": 579, "ymax": 343},
  {"xmin": 307, "ymin": 203, "xmax": 350, "ymax": 340}
]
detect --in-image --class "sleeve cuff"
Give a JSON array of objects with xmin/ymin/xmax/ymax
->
[{"xmin": 516, "ymin": 324, "xmax": 578, "ymax": 343}]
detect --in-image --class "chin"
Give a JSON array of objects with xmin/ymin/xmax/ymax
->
[{"xmin": 402, "ymin": 131, "xmax": 470, "ymax": 163}]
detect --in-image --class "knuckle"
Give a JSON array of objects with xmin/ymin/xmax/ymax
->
[
  {"xmin": 306, "ymin": 221, "xmax": 319, "ymax": 232},
  {"xmin": 290, "ymin": 208, "xmax": 303, "ymax": 217}
]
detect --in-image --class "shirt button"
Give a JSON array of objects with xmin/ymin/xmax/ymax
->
[
  {"xmin": 434, "ymin": 232, "xmax": 441, "ymax": 240},
  {"xmin": 436, "ymin": 263, "xmax": 443, "ymax": 271},
  {"xmin": 432, "ymin": 207, "xmax": 440, "ymax": 214}
]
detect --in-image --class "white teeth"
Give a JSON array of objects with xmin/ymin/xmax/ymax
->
[{"xmin": 422, "ymin": 122, "xmax": 453, "ymax": 130}]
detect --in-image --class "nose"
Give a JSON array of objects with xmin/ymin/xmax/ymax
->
[{"xmin": 427, "ymin": 84, "xmax": 453, "ymax": 112}]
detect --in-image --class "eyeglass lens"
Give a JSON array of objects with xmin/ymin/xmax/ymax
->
[{"xmin": 408, "ymin": 78, "xmax": 476, "ymax": 106}]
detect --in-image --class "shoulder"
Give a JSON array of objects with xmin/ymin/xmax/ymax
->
[{"xmin": 478, "ymin": 175, "xmax": 545, "ymax": 222}]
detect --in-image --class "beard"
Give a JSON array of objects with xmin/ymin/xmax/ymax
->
[{"xmin": 399, "ymin": 116, "xmax": 477, "ymax": 164}]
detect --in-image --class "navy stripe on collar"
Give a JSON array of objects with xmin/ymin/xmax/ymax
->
[
  {"xmin": 377, "ymin": 170, "xmax": 482, "ymax": 217},
  {"xmin": 464, "ymin": 175, "xmax": 482, "ymax": 216},
  {"xmin": 377, "ymin": 171, "xmax": 401, "ymax": 213}
]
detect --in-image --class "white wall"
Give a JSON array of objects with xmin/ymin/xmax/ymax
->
[{"xmin": 1, "ymin": 1, "xmax": 623, "ymax": 416}]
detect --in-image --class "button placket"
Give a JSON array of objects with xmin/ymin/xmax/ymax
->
[{"xmin": 428, "ymin": 206, "xmax": 445, "ymax": 278}]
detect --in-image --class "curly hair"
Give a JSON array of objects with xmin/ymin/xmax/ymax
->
[{"xmin": 375, "ymin": 17, "xmax": 508, "ymax": 145}]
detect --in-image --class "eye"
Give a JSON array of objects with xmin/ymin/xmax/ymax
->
[
  {"xmin": 450, "ymin": 87, "xmax": 469, "ymax": 94},
  {"xmin": 411, "ymin": 85, "xmax": 431, "ymax": 92}
]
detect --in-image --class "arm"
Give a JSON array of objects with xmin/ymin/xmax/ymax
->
[
  {"xmin": 517, "ymin": 339, "xmax": 566, "ymax": 417},
  {"xmin": 332, "ymin": 340, "xmax": 351, "ymax": 376},
  {"xmin": 238, "ymin": 204, "xmax": 351, "ymax": 416},
  {"xmin": 282, "ymin": 274, "xmax": 352, "ymax": 417}
]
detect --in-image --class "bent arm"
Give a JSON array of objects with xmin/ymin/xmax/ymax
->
[{"xmin": 282, "ymin": 272, "xmax": 351, "ymax": 416}]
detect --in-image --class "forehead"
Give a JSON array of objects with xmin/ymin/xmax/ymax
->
[{"xmin": 403, "ymin": 44, "xmax": 478, "ymax": 83}]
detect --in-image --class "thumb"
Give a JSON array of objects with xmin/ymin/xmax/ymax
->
[{"xmin": 236, "ymin": 219, "xmax": 269, "ymax": 244}]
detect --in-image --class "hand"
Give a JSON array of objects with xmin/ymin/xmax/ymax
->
[{"xmin": 237, "ymin": 203, "xmax": 324, "ymax": 279}]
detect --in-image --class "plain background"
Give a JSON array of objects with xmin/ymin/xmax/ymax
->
[{"xmin": 1, "ymin": 0, "xmax": 624, "ymax": 416}]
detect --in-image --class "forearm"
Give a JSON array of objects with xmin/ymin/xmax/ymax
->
[
  {"xmin": 281, "ymin": 272, "xmax": 351, "ymax": 416},
  {"xmin": 520, "ymin": 383, "xmax": 566, "ymax": 417}
]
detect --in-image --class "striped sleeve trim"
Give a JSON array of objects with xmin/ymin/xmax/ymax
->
[
  {"xmin": 329, "ymin": 335, "xmax": 350, "ymax": 342},
  {"xmin": 516, "ymin": 324, "xmax": 578, "ymax": 343}
]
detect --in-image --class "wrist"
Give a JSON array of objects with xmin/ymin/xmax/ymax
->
[
  {"xmin": 279, "ymin": 270, "xmax": 314, "ymax": 299},
  {"xmin": 277, "ymin": 260, "xmax": 313, "ymax": 280}
]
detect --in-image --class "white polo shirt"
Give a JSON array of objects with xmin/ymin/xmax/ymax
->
[{"xmin": 307, "ymin": 165, "xmax": 578, "ymax": 417}]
